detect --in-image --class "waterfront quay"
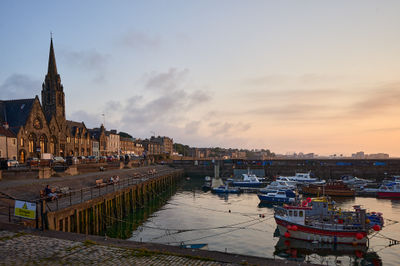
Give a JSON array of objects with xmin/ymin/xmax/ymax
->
[{"xmin": 0, "ymin": 166, "xmax": 308, "ymax": 265}]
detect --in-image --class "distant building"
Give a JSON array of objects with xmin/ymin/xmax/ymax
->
[
  {"xmin": 120, "ymin": 137, "xmax": 135, "ymax": 155},
  {"xmin": 352, "ymin": 151, "xmax": 365, "ymax": 159},
  {"xmin": 106, "ymin": 130, "xmax": 120, "ymax": 155},
  {"xmin": 92, "ymin": 138, "xmax": 99, "ymax": 157},
  {"xmin": 141, "ymin": 139, "xmax": 161, "ymax": 155},
  {"xmin": 0, "ymin": 124, "xmax": 17, "ymax": 160},
  {"xmin": 150, "ymin": 136, "xmax": 173, "ymax": 155},
  {"xmin": 89, "ymin": 125, "xmax": 107, "ymax": 156},
  {"xmin": 367, "ymin": 153, "xmax": 389, "ymax": 159}
]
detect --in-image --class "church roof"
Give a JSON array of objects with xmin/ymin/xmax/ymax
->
[
  {"xmin": 0, "ymin": 98, "xmax": 35, "ymax": 134},
  {"xmin": 66, "ymin": 120, "xmax": 89, "ymax": 137},
  {"xmin": 0, "ymin": 126, "xmax": 16, "ymax": 138}
]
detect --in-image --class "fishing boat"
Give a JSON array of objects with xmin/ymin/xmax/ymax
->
[
  {"xmin": 301, "ymin": 180, "xmax": 355, "ymax": 197},
  {"xmin": 377, "ymin": 181, "xmax": 400, "ymax": 198},
  {"xmin": 260, "ymin": 181, "xmax": 296, "ymax": 194},
  {"xmin": 232, "ymin": 173, "xmax": 265, "ymax": 188},
  {"xmin": 274, "ymin": 197, "xmax": 383, "ymax": 245},
  {"xmin": 258, "ymin": 190, "xmax": 297, "ymax": 204}
]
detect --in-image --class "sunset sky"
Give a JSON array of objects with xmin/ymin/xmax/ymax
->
[{"xmin": 1, "ymin": 1, "xmax": 400, "ymax": 156}]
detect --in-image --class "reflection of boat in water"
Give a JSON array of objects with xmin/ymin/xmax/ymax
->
[
  {"xmin": 180, "ymin": 243, "xmax": 208, "ymax": 250},
  {"xmin": 274, "ymin": 236, "xmax": 381, "ymax": 264}
]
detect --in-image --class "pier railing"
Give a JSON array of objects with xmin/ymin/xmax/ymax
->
[{"xmin": 45, "ymin": 167, "xmax": 179, "ymax": 212}]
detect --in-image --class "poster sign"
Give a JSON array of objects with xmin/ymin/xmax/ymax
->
[{"xmin": 14, "ymin": 200, "xmax": 36, "ymax": 219}]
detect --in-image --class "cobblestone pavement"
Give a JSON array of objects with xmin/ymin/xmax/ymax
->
[{"xmin": 0, "ymin": 230, "xmax": 234, "ymax": 265}]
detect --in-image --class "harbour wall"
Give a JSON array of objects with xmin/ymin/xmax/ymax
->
[
  {"xmin": 40, "ymin": 170, "xmax": 183, "ymax": 235},
  {"xmin": 171, "ymin": 159, "xmax": 400, "ymax": 181}
]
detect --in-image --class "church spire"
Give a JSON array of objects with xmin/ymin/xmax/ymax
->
[{"xmin": 47, "ymin": 37, "xmax": 58, "ymax": 76}]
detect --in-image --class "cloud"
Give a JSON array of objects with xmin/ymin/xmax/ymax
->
[
  {"xmin": 0, "ymin": 74, "xmax": 41, "ymax": 100},
  {"xmin": 68, "ymin": 110, "xmax": 102, "ymax": 128},
  {"xmin": 120, "ymin": 30, "xmax": 161, "ymax": 49},
  {"xmin": 60, "ymin": 49, "xmax": 109, "ymax": 83},
  {"xmin": 245, "ymin": 73, "xmax": 350, "ymax": 86},
  {"xmin": 144, "ymin": 68, "xmax": 189, "ymax": 91},
  {"xmin": 185, "ymin": 121, "xmax": 201, "ymax": 135},
  {"xmin": 347, "ymin": 84, "xmax": 400, "ymax": 116}
]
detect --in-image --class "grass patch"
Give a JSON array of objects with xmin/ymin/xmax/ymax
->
[{"xmin": 65, "ymin": 244, "xmax": 81, "ymax": 252}]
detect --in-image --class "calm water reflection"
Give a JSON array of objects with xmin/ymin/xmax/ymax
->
[{"xmin": 128, "ymin": 178, "xmax": 400, "ymax": 265}]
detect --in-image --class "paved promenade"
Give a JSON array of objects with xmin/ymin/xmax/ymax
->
[
  {"xmin": 0, "ymin": 224, "xmax": 314, "ymax": 266},
  {"xmin": 0, "ymin": 230, "xmax": 229, "ymax": 265}
]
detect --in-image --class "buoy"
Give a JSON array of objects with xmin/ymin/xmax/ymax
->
[
  {"xmin": 373, "ymin": 224, "xmax": 381, "ymax": 231},
  {"xmin": 338, "ymin": 219, "xmax": 343, "ymax": 224},
  {"xmin": 306, "ymin": 197, "xmax": 311, "ymax": 203},
  {"xmin": 228, "ymin": 210, "xmax": 231, "ymax": 213},
  {"xmin": 301, "ymin": 200, "xmax": 307, "ymax": 207},
  {"xmin": 355, "ymin": 250, "xmax": 363, "ymax": 258},
  {"xmin": 291, "ymin": 225, "xmax": 298, "ymax": 231},
  {"xmin": 284, "ymin": 231, "xmax": 291, "ymax": 238},
  {"xmin": 366, "ymin": 218, "xmax": 370, "ymax": 224},
  {"xmin": 356, "ymin": 233, "xmax": 364, "ymax": 240},
  {"xmin": 286, "ymin": 225, "xmax": 292, "ymax": 230}
]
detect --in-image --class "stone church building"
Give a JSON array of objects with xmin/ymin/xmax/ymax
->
[{"xmin": 0, "ymin": 39, "xmax": 92, "ymax": 162}]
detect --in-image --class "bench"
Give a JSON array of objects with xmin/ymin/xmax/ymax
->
[{"xmin": 96, "ymin": 178, "xmax": 106, "ymax": 187}]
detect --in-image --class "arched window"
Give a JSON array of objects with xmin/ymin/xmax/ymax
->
[
  {"xmin": 39, "ymin": 135, "xmax": 47, "ymax": 153},
  {"xmin": 28, "ymin": 134, "xmax": 36, "ymax": 153}
]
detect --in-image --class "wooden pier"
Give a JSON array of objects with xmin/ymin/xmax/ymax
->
[{"xmin": 40, "ymin": 168, "xmax": 183, "ymax": 234}]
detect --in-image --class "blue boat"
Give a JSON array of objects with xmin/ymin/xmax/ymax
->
[{"xmin": 257, "ymin": 190, "xmax": 296, "ymax": 204}]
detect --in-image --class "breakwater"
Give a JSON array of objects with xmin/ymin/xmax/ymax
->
[
  {"xmin": 171, "ymin": 159, "xmax": 400, "ymax": 180},
  {"xmin": 41, "ymin": 169, "xmax": 183, "ymax": 235}
]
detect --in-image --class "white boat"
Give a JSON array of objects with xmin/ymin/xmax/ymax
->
[
  {"xmin": 260, "ymin": 181, "xmax": 296, "ymax": 194},
  {"xmin": 232, "ymin": 173, "xmax": 264, "ymax": 187},
  {"xmin": 275, "ymin": 176, "xmax": 298, "ymax": 187},
  {"xmin": 341, "ymin": 175, "xmax": 372, "ymax": 187},
  {"xmin": 377, "ymin": 181, "xmax": 400, "ymax": 198},
  {"xmin": 278, "ymin": 172, "xmax": 324, "ymax": 185}
]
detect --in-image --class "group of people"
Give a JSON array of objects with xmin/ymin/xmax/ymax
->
[
  {"xmin": 109, "ymin": 175, "xmax": 120, "ymax": 184},
  {"xmin": 44, "ymin": 185, "xmax": 57, "ymax": 200}
]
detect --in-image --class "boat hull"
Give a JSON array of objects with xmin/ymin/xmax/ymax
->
[
  {"xmin": 275, "ymin": 217, "xmax": 368, "ymax": 245},
  {"xmin": 258, "ymin": 194, "xmax": 294, "ymax": 204},
  {"xmin": 377, "ymin": 191, "xmax": 400, "ymax": 198},
  {"xmin": 232, "ymin": 182, "xmax": 264, "ymax": 188},
  {"xmin": 301, "ymin": 187, "xmax": 355, "ymax": 197}
]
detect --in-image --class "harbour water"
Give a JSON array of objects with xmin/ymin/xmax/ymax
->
[{"xmin": 125, "ymin": 177, "xmax": 400, "ymax": 265}]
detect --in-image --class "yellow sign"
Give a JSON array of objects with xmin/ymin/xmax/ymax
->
[{"xmin": 14, "ymin": 200, "xmax": 36, "ymax": 219}]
